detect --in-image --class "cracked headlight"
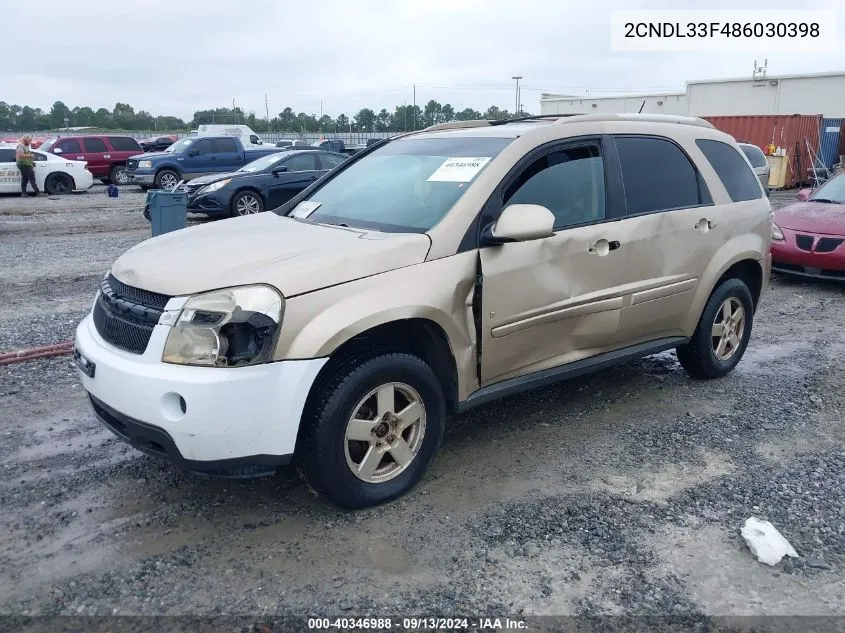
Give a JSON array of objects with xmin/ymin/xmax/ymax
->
[{"xmin": 162, "ymin": 285, "xmax": 283, "ymax": 367}]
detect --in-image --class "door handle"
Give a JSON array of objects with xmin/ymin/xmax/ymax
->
[
  {"xmin": 76, "ymin": 156, "xmax": 84, "ymax": 160},
  {"xmin": 103, "ymin": 154, "xmax": 110, "ymax": 159},
  {"xmin": 695, "ymin": 218, "xmax": 716, "ymax": 232},
  {"xmin": 588, "ymin": 239, "xmax": 621, "ymax": 255}
]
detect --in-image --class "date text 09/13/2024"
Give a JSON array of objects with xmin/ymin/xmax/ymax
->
[{"xmin": 307, "ymin": 617, "xmax": 528, "ymax": 630}]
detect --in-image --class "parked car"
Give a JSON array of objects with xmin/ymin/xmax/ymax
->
[
  {"xmin": 771, "ymin": 172, "xmax": 845, "ymax": 281},
  {"xmin": 313, "ymin": 139, "xmax": 365, "ymax": 155},
  {"xmin": 179, "ymin": 149, "xmax": 348, "ymax": 218},
  {"xmin": 73, "ymin": 113, "xmax": 771, "ymax": 508},
  {"xmin": 195, "ymin": 124, "xmax": 266, "ymax": 147},
  {"xmin": 737, "ymin": 141, "xmax": 770, "ymax": 197},
  {"xmin": 139, "ymin": 135, "xmax": 177, "ymax": 152},
  {"xmin": 275, "ymin": 139, "xmax": 311, "ymax": 148},
  {"xmin": 125, "ymin": 136, "xmax": 283, "ymax": 190},
  {"xmin": 0, "ymin": 143, "xmax": 94, "ymax": 194},
  {"xmin": 2, "ymin": 136, "xmax": 46, "ymax": 148},
  {"xmin": 39, "ymin": 135, "xmax": 143, "ymax": 185}
]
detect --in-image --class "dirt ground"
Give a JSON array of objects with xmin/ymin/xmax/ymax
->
[{"xmin": 1, "ymin": 187, "xmax": 844, "ymax": 627}]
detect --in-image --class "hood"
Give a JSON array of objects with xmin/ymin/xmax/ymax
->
[
  {"xmin": 110, "ymin": 213, "xmax": 431, "ymax": 298},
  {"xmin": 774, "ymin": 201, "xmax": 845, "ymax": 236},
  {"xmin": 189, "ymin": 171, "xmax": 248, "ymax": 186},
  {"xmin": 132, "ymin": 151, "xmax": 171, "ymax": 160}
]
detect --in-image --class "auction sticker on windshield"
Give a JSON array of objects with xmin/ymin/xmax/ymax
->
[
  {"xmin": 427, "ymin": 157, "xmax": 491, "ymax": 182},
  {"xmin": 290, "ymin": 201, "xmax": 322, "ymax": 219}
]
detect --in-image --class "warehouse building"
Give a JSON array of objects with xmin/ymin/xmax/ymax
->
[{"xmin": 538, "ymin": 70, "xmax": 845, "ymax": 118}]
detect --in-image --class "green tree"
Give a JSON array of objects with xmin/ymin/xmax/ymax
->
[
  {"xmin": 317, "ymin": 115, "xmax": 333, "ymax": 132},
  {"xmin": 0, "ymin": 102, "xmax": 13, "ymax": 130},
  {"xmin": 50, "ymin": 101, "xmax": 71, "ymax": 129},
  {"xmin": 17, "ymin": 106, "xmax": 38, "ymax": 130},
  {"xmin": 375, "ymin": 108, "xmax": 392, "ymax": 132},
  {"xmin": 92, "ymin": 108, "xmax": 112, "ymax": 128},
  {"xmin": 335, "ymin": 113, "xmax": 350, "ymax": 132},
  {"xmin": 72, "ymin": 106, "xmax": 94, "ymax": 127},
  {"xmin": 353, "ymin": 108, "xmax": 376, "ymax": 132},
  {"xmin": 277, "ymin": 107, "xmax": 296, "ymax": 131},
  {"xmin": 455, "ymin": 107, "xmax": 482, "ymax": 121}
]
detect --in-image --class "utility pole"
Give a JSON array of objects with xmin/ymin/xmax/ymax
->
[
  {"xmin": 512, "ymin": 76, "xmax": 522, "ymax": 116},
  {"xmin": 412, "ymin": 83, "xmax": 416, "ymax": 130},
  {"xmin": 265, "ymin": 94, "xmax": 270, "ymax": 130},
  {"xmin": 404, "ymin": 99, "xmax": 407, "ymax": 132}
]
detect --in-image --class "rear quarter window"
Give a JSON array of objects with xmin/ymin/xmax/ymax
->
[
  {"xmin": 696, "ymin": 139, "xmax": 763, "ymax": 202},
  {"xmin": 107, "ymin": 136, "xmax": 142, "ymax": 152}
]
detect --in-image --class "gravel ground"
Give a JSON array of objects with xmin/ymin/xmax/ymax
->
[{"xmin": 1, "ymin": 188, "xmax": 844, "ymax": 627}]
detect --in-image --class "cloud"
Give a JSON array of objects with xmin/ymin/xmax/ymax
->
[{"xmin": 4, "ymin": 0, "xmax": 843, "ymax": 120}]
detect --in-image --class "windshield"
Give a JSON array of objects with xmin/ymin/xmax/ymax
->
[
  {"xmin": 289, "ymin": 137, "xmax": 512, "ymax": 232},
  {"xmin": 740, "ymin": 144, "xmax": 767, "ymax": 169},
  {"xmin": 238, "ymin": 153, "xmax": 286, "ymax": 173},
  {"xmin": 809, "ymin": 173, "xmax": 845, "ymax": 203},
  {"xmin": 40, "ymin": 139, "xmax": 57, "ymax": 152},
  {"xmin": 165, "ymin": 138, "xmax": 194, "ymax": 153}
]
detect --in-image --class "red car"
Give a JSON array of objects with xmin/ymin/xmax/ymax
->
[
  {"xmin": 771, "ymin": 172, "xmax": 845, "ymax": 281},
  {"xmin": 2, "ymin": 136, "xmax": 45, "ymax": 148},
  {"xmin": 38, "ymin": 135, "xmax": 143, "ymax": 185}
]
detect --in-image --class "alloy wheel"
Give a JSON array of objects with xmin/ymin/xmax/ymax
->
[
  {"xmin": 711, "ymin": 297, "xmax": 746, "ymax": 361},
  {"xmin": 236, "ymin": 194, "xmax": 261, "ymax": 215}
]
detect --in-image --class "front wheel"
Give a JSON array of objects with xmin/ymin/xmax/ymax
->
[
  {"xmin": 298, "ymin": 353, "xmax": 445, "ymax": 508},
  {"xmin": 45, "ymin": 172, "xmax": 74, "ymax": 195},
  {"xmin": 154, "ymin": 169, "xmax": 180, "ymax": 190},
  {"xmin": 231, "ymin": 191, "xmax": 264, "ymax": 216},
  {"xmin": 676, "ymin": 277, "xmax": 754, "ymax": 379},
  {"xmin": 110, "ymin": 165, "xmax": 130, "ymax": 186}
]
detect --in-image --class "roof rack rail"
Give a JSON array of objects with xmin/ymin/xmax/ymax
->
[
  {"xmin": 422, "ymin": 120, "xmax": 492, "ymax": 132},
  {"xmin": 488, "ymin": 114, "xmax": 581, "ymax": 126},
  {"xmin": 555, "ymin": 113, "xmax": 714, "ymax": 129}
]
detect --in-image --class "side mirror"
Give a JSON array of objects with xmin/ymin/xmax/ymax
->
[
  {"xmin": 483, "ymin": 204, "xmax": 556, "ymax": 245},
  {"xmin": 188, "ymin": 149, "xmax": 200, "ymax": 157},
  {"xmin": 272, "ymin": 165, "xmax": 288, "ymax": 175},
  {"xmin": 796, "ymin": 188, "xmax": 812, "ymax": 201},
  {"xmin": 53, "ymin": 148, "xmax": 63, "ymax": 154}
]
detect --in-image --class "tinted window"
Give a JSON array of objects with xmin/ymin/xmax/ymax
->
[
  {"xmin": 0, "ymin": 148, "xmax": 15, "ymax": 162},
  {"xmin": 32, "ymin": 151, "xmax": 48, "ymax": 162},
  {"xmin": 615, "ymin": 136, "xmax": 709, "ymax": 215},
  {"xmin": 503, "ymin": 144, "xmax": 606, "ymax": 229},
  {"xmin": 107, "ymin": 136, "xmax": 142, "ymax": 152},
  {"xmin": 55, "ymin": 139, "xmax": 82, "ymax": 154},
  {"xmin": 83, "ymin": 138, "xmax": 107, "ymax": 152},
  {"xmin": 696, "ymin": 139, "xmax": 763, "ymax": 202},
  {"xmin": 739, "ymin": 144, "xmax": 768, "ymax": 169},
  {"xmin": 319, "ymin": 153, "xmax": 346, "ymax": 169},
  {"xmin": 193, "ymin": 139, "xmax": 214, "ymax": 155},
  {"xmin": 284, "ymin": 153, "xmax": 317, "ymax": 172},
  {"xmin": 214, "ymin": 138, "xmax": 238, "ymax": 153}
]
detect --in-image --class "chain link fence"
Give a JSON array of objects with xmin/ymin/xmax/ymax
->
[{"xmin": 2, "ymin": 130, "xmax": 396, "ymax": 145}]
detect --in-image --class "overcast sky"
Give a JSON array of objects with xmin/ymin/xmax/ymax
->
[{"xmin": 5, "ymin": 0, "xmax": 843, "ymax": 119}]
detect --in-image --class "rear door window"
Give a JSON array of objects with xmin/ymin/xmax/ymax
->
[
  {"xmin": 318, "ymin": 153, "xmax": 346, "ymax": 169},
  {"xmin": 83, "ymin": 138, "xmax": 108, "ymax": 152},
  {"xmin": 284, "ymin": 153, "xmax": 317, "ymax": 172},
  {"xmin": 213, "ymin": 138, "xmax": 239, "ymax": 153},
  {"xmin": 614, "ymin": 136, "xmax": 712, "ymax": 215},
  {"xmin": 696, "ymin": 139, "xmax": 763, "ymax": 202}
]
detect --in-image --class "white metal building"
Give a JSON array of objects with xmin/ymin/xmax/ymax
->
[
  {"xmin": 538, "ymin": 71, "xmax": 845, "ymax": 118},
  {"xmin": 539, "ymin": 92, "xmax": 686, "ymax": 116},
  {"xmin": 685, "ymin": 71, "xmax": 845, "ymax": 118}
]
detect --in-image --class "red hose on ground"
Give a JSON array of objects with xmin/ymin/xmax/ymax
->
[{"xmin": 0, "ymin": 341, "xmax": 74, "ymax": 365}]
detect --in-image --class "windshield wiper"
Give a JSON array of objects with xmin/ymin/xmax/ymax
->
[{"xmin": 808, "ymin": 198, "xmax": 838, "ymax": 203}]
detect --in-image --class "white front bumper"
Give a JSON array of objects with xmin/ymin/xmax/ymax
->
[{"xmin": 74, "ymin": 311, "xmax": 326, "ymax": 466}]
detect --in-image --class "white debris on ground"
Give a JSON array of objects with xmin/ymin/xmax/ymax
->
[{"xmin": 741, "ymin": 517, "xmax": 799, "ymax": 566}]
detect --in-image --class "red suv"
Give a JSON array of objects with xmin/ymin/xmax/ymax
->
[{"xmin": 39, "ymin": 135, "xmax": 143, "ymax": 185}]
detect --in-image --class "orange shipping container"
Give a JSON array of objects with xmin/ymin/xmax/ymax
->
[{"xmin": 703, "ymin": 115, "xmax": 822, "ymax": 189}]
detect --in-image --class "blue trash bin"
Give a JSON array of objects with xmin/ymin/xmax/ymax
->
[{"xmin": 144, "ymin": 189, "xmax": 188, "ymax": 237}]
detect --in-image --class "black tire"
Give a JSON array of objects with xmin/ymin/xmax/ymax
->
[
  {"xmin": 298, "ymin": 353, "xmax": 445, "ymax": 509},
  {"xmin": 676, "ymin": 277, "xmax": 754, "ymax": 379},
  {"xmin": 109, "ymin": 165, "xmax": 130, "ymax": 186},
  {"xmin": 154, "ymin": 169, "xmax": 180, "ymax": 190},
  {"xmin": 230, "ymin": 190, "xmax": 264, "ymax": 217},
  {"xmin": 44, "ymin": 172, "xmax": 74, "ymax": 195}
]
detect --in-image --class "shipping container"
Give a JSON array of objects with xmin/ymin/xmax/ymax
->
[
  {"xmin": 703, "ymin": 115, "xmax": 822, "ymax": 188},
  {"xmin": 819, "ymin": 118, "xmax": 844, "ymax": 169}
]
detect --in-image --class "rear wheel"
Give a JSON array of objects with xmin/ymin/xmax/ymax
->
[
  {"xmin": 45, "ymin": 172, "xmax": 74, "ymax": 195},
  {"xmin": 676, "ymin": 278, "xmax": 754, "ymax": 379},
  {"xmin": 109, "ymin": 165, "xmax": 130, "ymax": 186},
  {"xmin": 231, "ymin": 191, "xmax": 264, "ymax": 216},
  {"xmin": 154, "ymin": 169, "xmax": 179, "ymax": 190},
  {"xmin": 298, "ymin": 353, "xmax": 445, "ymax": 508}
]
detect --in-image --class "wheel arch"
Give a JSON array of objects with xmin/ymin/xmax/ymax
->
[
  {"xmin": 45, "ymin": 170, "xmax": 76, "ymax": 191},
  {"xmin": 230, "ymin": 186, "xmax": 266, "ymax": 207}
]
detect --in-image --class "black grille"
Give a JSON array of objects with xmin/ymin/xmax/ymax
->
[
  {"xmin": 107, "ymin": 274, "xmax": 169, "ymax": 309},
  {"xmin": 815, "ymin": 237, "xmax": 844, "ymax": 253},
  {"xmin": 795, "ymin": 235, "xmax": 814, "ymax": 251},
  {"xmin": 93, "ymin": 275, "xmax": 171, "ymax": 354},
  {"xmin": 127, "ymin": 159, "xmax": 138, "ymax": 170}
]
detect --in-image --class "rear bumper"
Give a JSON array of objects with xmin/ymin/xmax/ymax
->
[{"xmin": 73, "ymin": 170, "xmax": 95, "ymax": 191}]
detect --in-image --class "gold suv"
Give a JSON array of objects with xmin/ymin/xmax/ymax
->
[{"xmin": 74, "ymin": 114, "xmax": 772, "ymax": 508}]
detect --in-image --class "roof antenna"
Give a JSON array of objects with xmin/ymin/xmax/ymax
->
[{"xmin": 638, "ymin": 100, "xmax": 645, "ymax": 113}]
